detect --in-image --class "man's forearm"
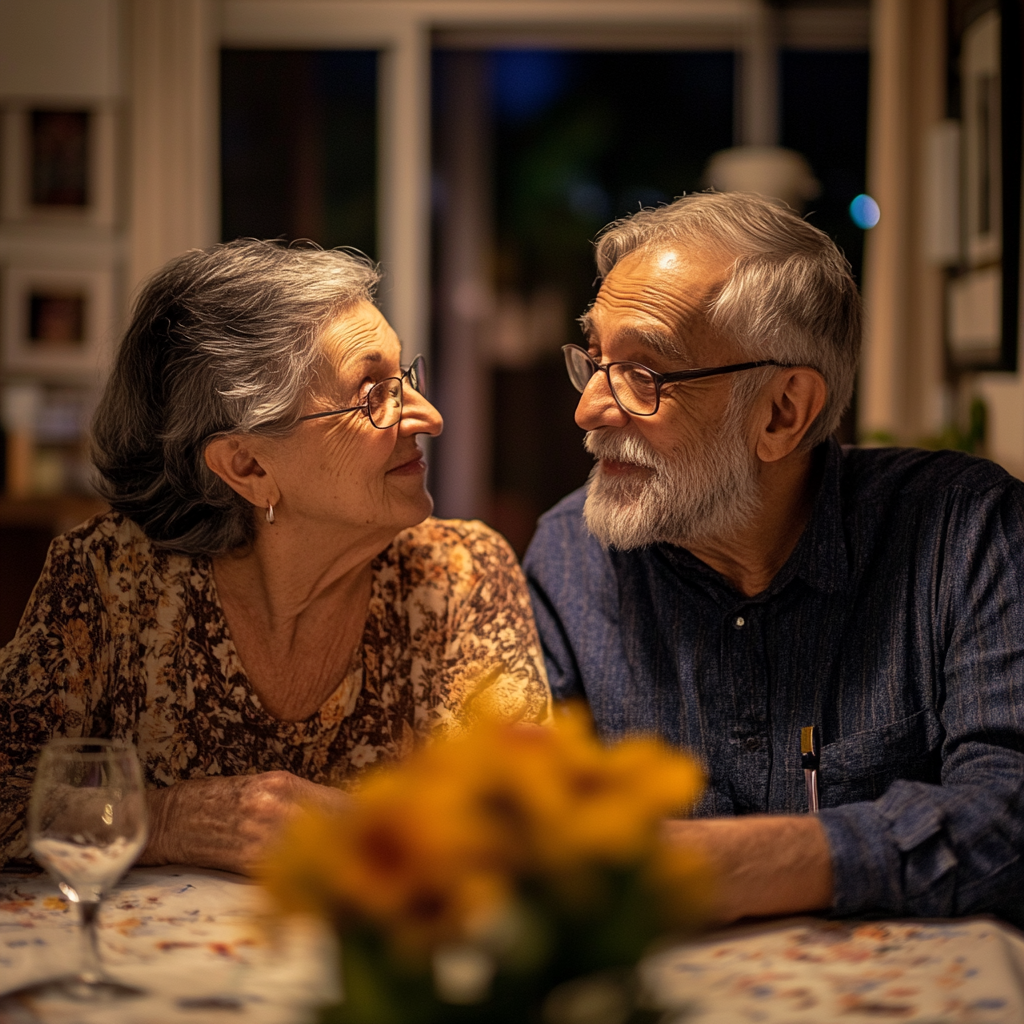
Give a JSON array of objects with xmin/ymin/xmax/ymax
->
[{"xmin": 664, "ymin": 815, "xmax": 833, "ymax": 924}]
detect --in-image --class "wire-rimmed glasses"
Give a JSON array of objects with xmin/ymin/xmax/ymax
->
[
  {"xmin": 561, "ymin": 343, "xmax": 789, "ymax": 417},
  {"xmin": 298, "ymin": 354, "xmax": 426, "ymax": 429}
]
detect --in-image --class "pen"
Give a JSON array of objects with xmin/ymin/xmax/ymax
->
[{"xmin": 800, "ymin": 725, "xmax": 820, "ymax": 814}]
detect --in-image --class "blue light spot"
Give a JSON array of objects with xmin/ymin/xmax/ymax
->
[
  {"xmin": 492, "ymin": 51, "xmax": 569, "ymax": 121},
  {"xmin": 850, "ymin": 194, "xmax": 880, "ymax": 229}
]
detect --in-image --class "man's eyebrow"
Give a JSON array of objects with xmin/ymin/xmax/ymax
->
[{"xmin": 577, "ymin": 317, "xmax": 680, "ymax": 360}]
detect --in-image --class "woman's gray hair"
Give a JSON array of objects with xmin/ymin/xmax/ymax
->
[
  {"xmin": 594, "ymin": 192, "xmax": 862, "ymax": 446},
  {"xmin": 92, "ymin": 239, "xmax": 380, "ymax": 555}
]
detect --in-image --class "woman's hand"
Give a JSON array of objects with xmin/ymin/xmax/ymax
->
[{"xmin": 140, "ymin": 771, "xmax": 351, "ymax": 875}]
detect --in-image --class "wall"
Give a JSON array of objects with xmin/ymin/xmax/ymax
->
[{"xmin": 860, "ymin": 0, "xmax": 1023, "ymax": 476}]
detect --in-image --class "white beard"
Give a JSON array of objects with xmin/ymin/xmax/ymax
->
[{"xmin": 582, "ymin": 407, "xmax": 762, "ymax": 550}]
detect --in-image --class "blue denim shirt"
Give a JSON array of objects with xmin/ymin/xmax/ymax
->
[{"xmin": 524, "ymin": 441, "xmax": 1024, "ymax": 922}]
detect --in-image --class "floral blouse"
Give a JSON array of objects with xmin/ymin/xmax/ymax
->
[{"xmin": 0, "ymin": 513, "xmax": 550, "ymax": 864}]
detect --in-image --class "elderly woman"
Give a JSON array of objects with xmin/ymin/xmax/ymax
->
[{"xmin": 0, "ymin": 240, "xmax": 550, "ymax": 873}]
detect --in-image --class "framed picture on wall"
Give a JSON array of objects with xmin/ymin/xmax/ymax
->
[
  {"xmin": 1, "ymin": 266, "xmax": 114, "ymax": 377},
  {"xmin": 30, "ymin": 110, "xmax": 91, "ymax": 207},
  {"xmin": 945, "ymin": 0, "xmax": 1023, "ymax": 370},
  {"xmin": 0, "ymin": 104, "xmax": 118, "ymax": 227}
]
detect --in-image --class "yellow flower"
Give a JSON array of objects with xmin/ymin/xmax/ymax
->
[
  {"xmin": 261, "ymin": 697, "xmax": 708, "ymax": 953},
  {"xmin": 644, "ymin": 840, "xmax": 715, "ymax": 929},
  {"xmin": 263, "ymin": 791, "xmax": 510, "ymax": 956},
  {"xmin": 438, "ymin": 705, "xmax": 704, "ymax": 869}
]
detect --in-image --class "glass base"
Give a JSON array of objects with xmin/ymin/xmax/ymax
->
[{"xmin": 3, "ymin": 973, "xmax": 146, "ymax": 1004}]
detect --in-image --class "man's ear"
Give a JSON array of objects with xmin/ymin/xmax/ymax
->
[
  {"xmin": 754, "ymin": 367, "xmax": 827, "ymax": 463},
  {"xmin": 204, "ymin": 436, "xmax": 279, "ymax": 508}
]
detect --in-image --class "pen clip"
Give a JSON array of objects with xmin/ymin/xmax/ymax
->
[
  {"xmin": 801, "ymin": 725, "xmax": 820, "ymax": 814},
  {"xmin": 800, "ymin": 725, "xmax": 820, "ymax": 771}
]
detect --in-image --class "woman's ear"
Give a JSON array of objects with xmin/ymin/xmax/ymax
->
[
  {"xmin": 755, "ymin": 368, "xmax": 827, "ymax": 464},
  {"xmin": 204, "ymin": 436, "xmax": 279, "ymax": 508}
]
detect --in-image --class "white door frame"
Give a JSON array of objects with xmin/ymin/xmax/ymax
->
[{"xmin": 220, "ymin": 0, "xmax": 775, "ymax": 361}]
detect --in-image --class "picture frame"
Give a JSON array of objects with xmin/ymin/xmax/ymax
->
[
  {"xmin": 1, "ymin": 265, "xmax": 115, "ymax": 378},
  {"xmin": 944, "ymin": 0, "xmax": 1023, "ymax": 371},
  {"xmin": 0, "ymin": 102, "xmax": 118, "ymax": 227}
]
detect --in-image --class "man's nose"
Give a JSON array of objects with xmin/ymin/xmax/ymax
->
[{"xmin": 574, "ymin": 371, "xmax": 631, "ymax": 431}]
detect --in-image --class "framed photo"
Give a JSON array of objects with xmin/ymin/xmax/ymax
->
[
  {"xmin": 945, "ymin": 0, "xmax": 1023, "ymax": 370},
  {"xmin": 1, "ymin": 266, "xmax": 115, "ymax": 377},
  {"xmin": 0, "ymin": 104, "xmax": 118, "ymax": 226},
  {"xmin": 30, "ymin": 110, "xmax": 90, "ymax": 207}
]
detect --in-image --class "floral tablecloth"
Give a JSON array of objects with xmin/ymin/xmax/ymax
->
[
  {"xmin": 0, "ymin": 866, "xmax": 336, "ymax": 1024},
  {"xmin": 2, "ymin": 866, "xmax": 1023, "ymax": 1023},
  {"xmin": 647, "ymin": 916, "xmax": 1024, "ymax": 1023}
]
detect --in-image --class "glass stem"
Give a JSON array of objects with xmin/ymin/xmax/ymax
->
[{"xmin": 78, "ymin": 899, "xmax": 104, "ymax": 983}]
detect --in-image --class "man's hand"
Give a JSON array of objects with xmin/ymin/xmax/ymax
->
[
  {"xmin": 663, "ymin": 815, "xmax": 834, "ymax": 924},
  {"xmin": 140, "ymin": 772, "xmax": 351, "ymax": 875}
]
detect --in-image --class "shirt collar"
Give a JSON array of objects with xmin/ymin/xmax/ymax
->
[{"xmin": 778, "ymin": 437, "xmax": 850, "ymax": 595}]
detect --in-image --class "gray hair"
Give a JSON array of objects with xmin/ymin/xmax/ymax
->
[
  {"xmin": 594, "ymin": 192, "xmax": 862, "ymax": 446},
  {"xmin": 91, "ymin": 239, "xmax": 380, "ymax": 555}
]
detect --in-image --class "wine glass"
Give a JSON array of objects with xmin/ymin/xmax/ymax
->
[{"xmin": 26, "ymin": 737, "xmax": 149, "ymax": 1001}]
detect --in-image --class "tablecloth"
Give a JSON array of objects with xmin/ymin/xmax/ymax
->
[
  {"xmin": 0, "ymin": 866, "xmax": 336, "ymax": 1024},
  {"xmin": 647, "ymin": 916, "xmax": 1024, "ymax": 1023},
  {"xmin": 3, "ymin": 866, "xmax": 1024, "ymax": 1023}
]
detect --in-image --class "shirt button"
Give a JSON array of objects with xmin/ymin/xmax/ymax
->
[
  {"xmin": 734, "ymin": 615, "xmax": 746, "ymax": 629},
  {"xmin": 745, "ymin": 737, "xmax": 761, "ymax": 752}
]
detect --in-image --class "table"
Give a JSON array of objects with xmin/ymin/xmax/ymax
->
[
  {"xmin": 0, "ymin": 867, "xmax": 336, "ymax": 1024},
  {"xmin": 2, "ymin": 866, "xmax": 1023, "ymax": 1023},
  {"xmin": 645, "ymin": 916, "xmax": 1024, "ymax": 1023}
]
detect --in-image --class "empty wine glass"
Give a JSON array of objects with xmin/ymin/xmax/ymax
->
[{"xmin": 26, "ymin": 737, "xmax": 149, "ymax": 1001}]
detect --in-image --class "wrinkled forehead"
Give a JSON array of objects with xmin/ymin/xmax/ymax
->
[
  {"xmin": 583, "ymin": 247, "xmax": 732, "ymax": 357},
  {"xmin": 317, "ymin": 301, "xmax": 402, "ymax": 373}
]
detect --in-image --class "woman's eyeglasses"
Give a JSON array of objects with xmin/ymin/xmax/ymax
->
[
  {"xmin": 562, "ymin": 343, "xmax": 788, "ymax": 417},
  {"xmin": 298, "ymin": 355, "xmax": 426, "ymax": 430}
]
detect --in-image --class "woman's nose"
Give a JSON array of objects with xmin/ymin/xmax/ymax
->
[
  {"xmin": 400, "ymin": 386, "xmax": 443, "ymax": 437},
  {"xmin": 574, "ymin": 370, "xmax": 630, "ymax": 431}
]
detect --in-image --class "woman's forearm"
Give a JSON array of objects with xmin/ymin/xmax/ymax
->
[{"xmin": 140, "ymin": 772, "xmax": 351, "ymax": 875}]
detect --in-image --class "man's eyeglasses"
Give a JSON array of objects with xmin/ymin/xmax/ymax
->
[
  {"xmin": 298, "ymin": 355, "xmax": 426, "ymax": 429},
  {"xmin": 562, "ymin": 344, "xmax": 789, "ymax": 417}
]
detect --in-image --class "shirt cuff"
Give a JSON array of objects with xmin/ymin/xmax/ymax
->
[{"xmin": 817, "ymin": 801, "xmax": 905, "ymax": 916}]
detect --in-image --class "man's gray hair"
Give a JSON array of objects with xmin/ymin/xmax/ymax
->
[
  {"xmin": 594, "ymin": 192, "xmax": 862, "ymax": 446},
  {"xmin": 92, "ymin": 238, "xmax": 380, "ymax": 555}
]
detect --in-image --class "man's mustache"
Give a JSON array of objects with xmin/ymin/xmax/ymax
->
[{"xmin": 583, "ymin": 429, "xmax": 660, "ymax": 471}]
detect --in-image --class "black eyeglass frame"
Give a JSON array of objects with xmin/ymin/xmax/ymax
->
[
  {"xmin": 297, "ymin": 354, "xmax": 426, "ymax": 429},
  {"xmin": 561, "ymin": 344, "xmax": 791, "ymax": 417}
]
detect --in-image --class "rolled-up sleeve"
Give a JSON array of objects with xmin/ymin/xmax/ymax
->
[{"xmin": 821, "ymin": 481, "xmax": 1024, "ymax": 924}]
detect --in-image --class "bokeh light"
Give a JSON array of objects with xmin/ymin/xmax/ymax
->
[{"xmin": 849, "ymin": 193, "xmax": 880, "ymax": 229}]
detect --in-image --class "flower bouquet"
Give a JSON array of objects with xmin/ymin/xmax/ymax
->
[{"xmin": 261, "ymin": 703, "xmax": 707, "ymax": 1024}]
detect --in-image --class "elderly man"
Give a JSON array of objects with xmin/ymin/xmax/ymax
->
[{"xmin": 524, "ymin": 192, "xmax": 1024, "ymax": 925}]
